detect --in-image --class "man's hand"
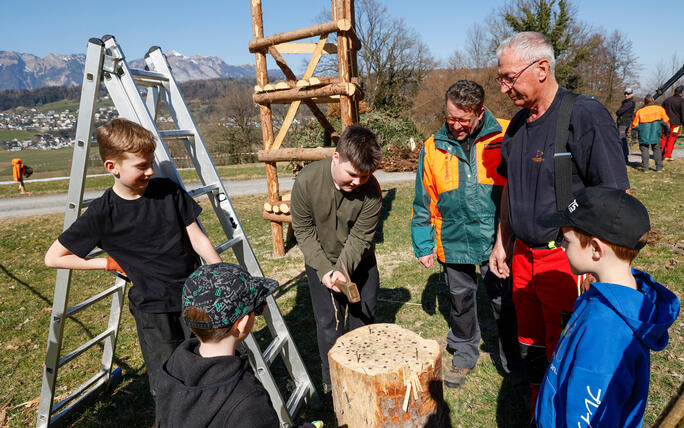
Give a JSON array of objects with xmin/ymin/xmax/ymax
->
[
  {"xmin": 322, "ymin": 270, "xmax": 343, "ymax": 293},
  {"xmin": 580, "ymin": 273, "xmax": 596, "ymax": 294},
  {"xmin": 418, "ymin": 254, "xmax": 434, "ymax": 269},
  {"xmin": 489, "ymin": 240, "xmax": 511, "ymax": 279}
]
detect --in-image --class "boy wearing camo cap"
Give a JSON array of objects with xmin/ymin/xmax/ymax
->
[{"xmin": 155, "ymin": 262, "xmax": 280, "ymax": 428}]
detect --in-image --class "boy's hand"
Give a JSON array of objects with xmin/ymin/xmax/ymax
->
[
  {"xmin": 322, "ymin": 270, "xmax": 342, "ymax": 293},
  {"xmin": 105, "ymin": 257, "xmax": 126, "ymax": 275}
]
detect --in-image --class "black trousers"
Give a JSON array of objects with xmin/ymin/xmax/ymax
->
[
  {"xmin": 444, "ymin": 262, "xmax": 525, "ymax": 386},
  {"xmin": 128, "ymin": 299, "xmax": 191, "ymax": 398},
  {"xmin": 305, "ymin": 256, "xmax": 379, "ymax": 387}
]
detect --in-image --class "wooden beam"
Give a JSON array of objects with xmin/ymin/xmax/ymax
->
[
  {"xmin": 253, "ymin": 82, "xmax": 358, "ymax": 104},
  {"xmin": 274, "ymin": 42, "xmax": 337, "ymax": 54},
  {"xmin": 270, "ymin": 35, "xmax": 328, "ymax": 151},
  {"xmin": 267, "ymin": 45, "xmax": 339, "ymax": 142},
  {"xmin": 248, "ymin": 19, "xmax": 351, "ymax": 52},
  {"xmin": 263, "ymin": 211, "xmax": 292, "ymax": 223},
  {"xmin": 257, "ymin": 147, "xmax": 336, "ymax": 162}
]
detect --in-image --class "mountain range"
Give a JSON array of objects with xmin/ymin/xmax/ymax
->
[{"xmin": 0, "ymin": 50, "xmax": 281, "ymax": 91}]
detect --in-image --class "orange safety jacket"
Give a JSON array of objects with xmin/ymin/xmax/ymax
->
[{"xmin": 411, "ymin": 108, "xmax": 508, "ymax": 264}]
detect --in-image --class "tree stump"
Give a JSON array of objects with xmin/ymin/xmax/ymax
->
[{"xmin": 328, "ymin": 323, "xmax": 444, "ymax": 427}]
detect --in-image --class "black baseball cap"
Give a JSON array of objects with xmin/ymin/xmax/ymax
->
[
  {"xmin": 538, "ymin": 187, "xmax": 650, "ymax": 249},
  {"xmin": 182, "ymin": 263, "xmax": 279, "ymax": 330}
]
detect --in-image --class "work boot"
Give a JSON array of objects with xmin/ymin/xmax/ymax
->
[{"xmin": 444, "ymin": 364, "xmax": 471, "ymax": 388}]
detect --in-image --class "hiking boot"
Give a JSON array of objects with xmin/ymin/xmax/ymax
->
[{"xmin": 444, "ymin": 365, "xmax": 471, "ymax": 388}]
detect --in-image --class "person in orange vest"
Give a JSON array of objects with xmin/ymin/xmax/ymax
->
[
  {"xmin": 11, "ymin": 158, "xmax": 29, "ymax": 194},
  {"xmin": 632, "ymin": 94, "xmax": 670, "ymax": 172}
]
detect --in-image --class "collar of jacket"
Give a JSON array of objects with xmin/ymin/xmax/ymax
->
[{"xmin": 432, "ymin": 107, "xmax": 502, "ymax": 157}]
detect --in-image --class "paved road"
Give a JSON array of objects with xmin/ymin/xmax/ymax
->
[{"xmin": 0, "ymin": 170, "xmax": 416, "ymax": 220}]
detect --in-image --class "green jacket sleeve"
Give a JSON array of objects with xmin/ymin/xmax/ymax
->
[
  {"xmin": 336, "ymin": 177, "xmax": 382, "ymax": 277},
  {"xmin": 411, "ymin": 146, "xmax": 434, "ymax": 257},
  {"xmin": 291, "ymin": 174, "xmax": 335, "ymax": 282}
]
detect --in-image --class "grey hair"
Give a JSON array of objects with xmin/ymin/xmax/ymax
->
[{"xmin": 496, "ymin": 31, "xmax": 556, "ymax": 75}]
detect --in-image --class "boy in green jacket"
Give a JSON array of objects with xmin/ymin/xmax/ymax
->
[{"xmin": 291, "ymin": 124, "xmax": 382, "ymax": 393}]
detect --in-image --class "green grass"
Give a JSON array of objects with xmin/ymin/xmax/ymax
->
[
  {"xmin": 0, "ymin": 129, "xmax": 36, "ymax": 141},
  {"xmin": 0, "ymin": 162, "xmax": 682, "ymax": 427}
]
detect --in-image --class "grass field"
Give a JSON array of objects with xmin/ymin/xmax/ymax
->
[
  {"xmin": 0, "ymin": 129, "xmax": 36, "ymax": 142},
  {"xmin": 0, "ymin": 162, "xmax": 682, "ymax": 427}
]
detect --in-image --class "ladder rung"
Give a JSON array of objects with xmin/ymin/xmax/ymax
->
[
  {"xmin": 215, "ymin": 237, "xmax": 243, "ymax": 254},
  {"xmin": 130, "ymin": 68, "xmax": 168, "ymax": 86},
  {"xmin": 66, "ymin": 282, "xmax": 125, "ymax": 318},
  {"xmin": 263, "ymin": 335, "xmax": 287, "ymax": 366},
  {"xmin": 58, "ymin": 327, "xmax": 115, "ymax": 368},
  {"xmin": 286, "ymin": 383, "xmax": 309, "ymax": 417},
  {"xmin": 81, "ymin": 198, "xmax": 96, "ymax": 208},
  {"xmin": 159, "ymin": 129, "xmax": 196, "ymax": 140},
  {"xmin": 187, "ymin": 184, "xmax": 219, "ymax": 199},
  {"xmin": 51, "ymin": 369, "xmax": 108, "ymax": 414}
]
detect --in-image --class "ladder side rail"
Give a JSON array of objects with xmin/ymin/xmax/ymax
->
[
  {"xmin": 145, "ymin": 49, "xmax": 263, "ymax": 274},
  {"xmin": 262, "ymin": 294, "xmax": 320, "ymax": 406},
  {"xmin": 242, "ymin": 334, "xmax": 293, "ymax": 428},
  {"xmin": 37, "ymin": 38, "xmax": 106, "ymax": 428},
  {"xmin": 145, "ymin": 85, "xmax": 161, "ymax": 123},
  {"xmin": 101, "ymin": 276, "xmax": 128, "ymax": 388},
  {"xmin": 101, "ymin": 36, "xmax": 180, "ymax": 183}
]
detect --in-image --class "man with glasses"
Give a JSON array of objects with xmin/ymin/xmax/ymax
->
[
  {"xmin": 489, "ymin": 32, "xmax": 629, "ymax": 416},
  {"xmin": 411, "ymin": 80, "xmax": 525, "ymax": 394}
]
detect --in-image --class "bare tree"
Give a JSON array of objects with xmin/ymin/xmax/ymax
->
[
  {"xmin": 355, "ymin": 0, "xmax": 436, "ymax": 112},
  {"xmin": 465, "ymin": 23, "xmax": 494, "ymax": 70}
]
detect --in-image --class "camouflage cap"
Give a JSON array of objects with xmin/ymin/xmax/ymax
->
[{"xmin": 182, "ymin": 263, "xmax": 279, "ymax": 330}]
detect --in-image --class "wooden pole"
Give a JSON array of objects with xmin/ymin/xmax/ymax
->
[
  {"xmin": 335, "ymin": 0, "xmax": 359, "ymax": 128},
  {"xmin": 248, "ymin": 19, "xmax": 351, "ymax": 52},
  {"xmin": 253, "ymin": 82, "xmax": 358, "ymax": 104},
  {"xmin": 257, "ymin": 147, "xmax": 335, "ymax": 162},
  {"xmin": 251, "ymin": 0, "xmax": 284, "ymax": 256},
  {"xmin": 329, "ymin": 324, "xmax": 445, "ymax": 426}
]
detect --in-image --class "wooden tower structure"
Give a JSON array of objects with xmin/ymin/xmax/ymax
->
[{"xmin": 249, "ymin": 0, "xmax": 361, "ymax": 256}]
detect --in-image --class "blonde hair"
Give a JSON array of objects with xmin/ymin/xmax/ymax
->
[{"xmin": 96, "ymin": 118, "xmax": 156, "ymax": 163}]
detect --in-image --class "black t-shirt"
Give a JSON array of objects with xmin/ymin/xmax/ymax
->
[
  {"xmin": 498, "ymin": 88, "xmax": 630, "ymax": 244},
  {"xmin": 59, "ymin": 178, "xmax": 202, "ymax": 312}
]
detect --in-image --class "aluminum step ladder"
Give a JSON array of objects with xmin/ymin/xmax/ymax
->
[{"xmin": 37, "ymin": 35, "xmax": 319, "ymax": 428}]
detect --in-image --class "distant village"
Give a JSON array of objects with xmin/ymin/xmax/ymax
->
[{"xmin": 0, "ymin": 104, "xmax": 118, "ymax": 151}]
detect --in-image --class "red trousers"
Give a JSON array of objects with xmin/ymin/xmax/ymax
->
[
  {"xmin": 661, "ymin": 124, "xmax": 681, "ymax": 159},
  {"xmin": 512, "ymin": 240, "xmax": 582, "ymax": 413}
]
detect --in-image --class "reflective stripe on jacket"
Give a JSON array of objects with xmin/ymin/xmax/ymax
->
[
  {"xmin": 631, "ymin": 105, "xmax": 670, "ymax": 145},
  {"xmin": 411, "ymin": 108, "xmax": 508, "ymax": 264}
]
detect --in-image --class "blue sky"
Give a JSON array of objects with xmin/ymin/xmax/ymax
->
[{"xmin": 1, "ymin": 0, "xmax": 681, "ymax": 91}]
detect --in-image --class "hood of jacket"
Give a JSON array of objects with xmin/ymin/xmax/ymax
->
[
  {"xmin": 590, "ymin": 269, "xmax": 679, "ymax": 351},
  {"xmin": 156, "ymin": 338, "xmax": 246, "ymax": 427},
  {"xmin": 11, "ymin": 158, "xmax": 22, "ymax": 166}
]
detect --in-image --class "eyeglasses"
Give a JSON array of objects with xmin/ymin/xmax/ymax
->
[
  {"xmin": 495, "ymin": 59, "xmax": 542, "ymax": 89},
  {"xmin": 445, "ymin": 116, "xmax": 473, "ymax": 127}
]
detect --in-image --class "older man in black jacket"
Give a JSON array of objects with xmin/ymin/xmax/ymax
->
[{"xmin": 616, "ymin": 88, "xmax": 636, "ymax": 163}]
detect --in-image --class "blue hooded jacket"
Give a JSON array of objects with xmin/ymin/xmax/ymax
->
[{"xmin": 536, "ymin": 269, "xmax": 680, "ymax": 428}]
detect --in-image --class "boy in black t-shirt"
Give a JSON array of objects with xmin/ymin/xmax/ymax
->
[{"xmin": 44, "ymin": 118, "xmax": 221, "ymax": 400}]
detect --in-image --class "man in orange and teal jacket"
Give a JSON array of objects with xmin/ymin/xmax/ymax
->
[
  {"xmin": 632, "ymin": 94, "xmax": 670, "ymax": 172},
  {"xmin": 411, "ymin": 80, "xmax": 526, "ymax": 395}
]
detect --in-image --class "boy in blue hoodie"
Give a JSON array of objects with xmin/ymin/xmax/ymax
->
[{"xmin": 535, "ymin": 187, "xmax": 680, "ymax": 428}]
